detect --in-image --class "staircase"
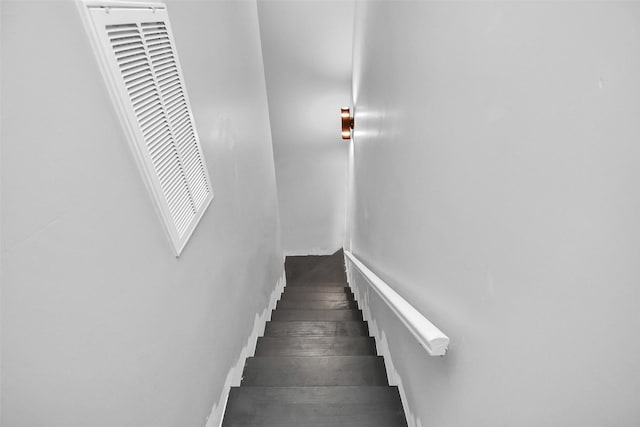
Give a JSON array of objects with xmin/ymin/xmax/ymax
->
[{"xmin": 222, "ymin": 249, "xmax": 408, "ymax": 426}]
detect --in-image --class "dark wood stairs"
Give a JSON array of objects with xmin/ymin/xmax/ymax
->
[{"xmin": 222, "ymin": 249, "xmax": 408, "ymax": 426}]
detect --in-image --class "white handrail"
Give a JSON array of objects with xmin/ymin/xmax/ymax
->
[{"xmin": 344, "ymin": 251, "xmax": 450, "ymax": 356}]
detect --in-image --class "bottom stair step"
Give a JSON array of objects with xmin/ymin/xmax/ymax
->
[
  {"xmin": 223, "ymin": 386, "xmax": 407, "ymax": 427},
  {"xmin": 241, "ymin": 356, "xmax": 388, "ymax": 386}
]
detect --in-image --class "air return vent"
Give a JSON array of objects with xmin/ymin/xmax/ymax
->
[{"xmin": 80, "ymin": 2, "xmax": 213, "ymax": 255}]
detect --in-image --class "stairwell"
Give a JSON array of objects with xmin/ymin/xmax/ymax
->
[{"xmin": 222, "ymin": 249, "xmax": 408, "ymax": 426}]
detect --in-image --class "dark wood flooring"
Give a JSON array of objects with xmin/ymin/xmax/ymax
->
[{"xmin": 222, "ymin": 249, "xmax": 408, "ymax": 426}]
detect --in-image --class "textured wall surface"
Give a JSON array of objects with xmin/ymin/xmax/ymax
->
[
  {"xmin": 1, "ymin": 1, "xmax": 282, "ymax": 425},
  {"xmin": 348, "ymin": 2, "xmax": 640, "ymax": 426}
]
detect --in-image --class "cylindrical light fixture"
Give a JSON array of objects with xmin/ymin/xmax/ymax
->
[{"xmin": 341, "ymin": 107, "xmax": 354, "ymax": 140}]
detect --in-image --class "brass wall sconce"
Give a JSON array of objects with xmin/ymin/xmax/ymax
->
[{"xmin": 341, "ymin": 107, "xmax": 354, "ymax": 140}]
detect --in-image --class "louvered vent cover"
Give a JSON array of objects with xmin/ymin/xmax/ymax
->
[{"xmin": 81, "ymin": 2, "xmax": 213, "ymax": 255}]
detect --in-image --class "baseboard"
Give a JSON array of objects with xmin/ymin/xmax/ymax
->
[
  {"xmin": 204, "ymin": 270, "xmax": 287, "ymax": 427},
  {"xmin": 284, "ymin": 249, "xmax": 339, "ymax": 256},
  {"xmin": 345, "ymin": 261, "xmax": 418, "ymax": 427}
]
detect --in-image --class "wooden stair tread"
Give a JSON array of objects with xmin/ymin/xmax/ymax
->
[
  {"xmin": 277, "ymin": 299, "xmax": 358, "ymax": 310},
  {"xmin": 283, "ymin": 285, "xmax": 351, "ymax": 293},
  {"xmin": 223, "ymin": 386, "xmax": 407, "ymax": 427},
  {"xmin": 241, "ymin": 356, "xmax": 388, "ymax": 386},
  {"xmin": 271, "ymin": 309, "xmax": 362, "ymax": 321},
  {"xmin": 255, "ymin": 336, "xmax": 376, "ymax": 356},
  {"xmin": 222, "ymin": 250, "xmax": 407, "ymax": 426},
  {"xmin": 264, "ymin": 320, "xmax": 368, "ymax": 337},
  {"xmin": 286, "ymin": 281, "xmax": 348, "ymax": 287},
  {"xmin": 280, "ymin": 292, "xmax": 354, "ymax": 301}
]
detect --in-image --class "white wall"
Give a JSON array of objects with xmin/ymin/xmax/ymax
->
[
  {"xmin": 349, "ymin": 2, "xmax": 640, "ymax": 426},
  {"xmin": 258, "ymin": 0, "xmax": 353, "ymax": 255},
  {"xmin": 1, "ymin": 1, "xmax": 283, "ymax": 426}
]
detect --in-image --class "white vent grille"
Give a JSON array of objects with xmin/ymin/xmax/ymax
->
[{"xmin": 81, "ymin": 3, "xmax": 213, "ymax": 255}]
